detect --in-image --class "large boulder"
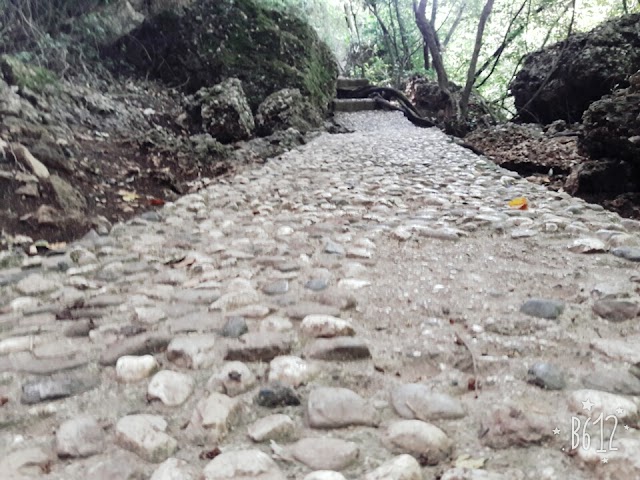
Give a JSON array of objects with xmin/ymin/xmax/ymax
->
[
  {"xmin": 565, "ymin": 70, "xmax": 640, "ymax": 206},
  {"xmin": 109, "ymin": 0, "xmax": 337, "ymax": 113},
  {"xmin": 404, "ymin": 75, "xmax": 493, "ymax": 135},
  {"xmin": 255, "ymin": 88, "xmax": 322, "ymax": 136},
  {"xmin": 510, "ymin": 14, "xmax": 640, "ymax": 124},
  {"xmin": 580, "ymin": 70, "xmax": 640, "ymax": 163},
  {"xmin": 186, "ymin": 78, "xmax": 255, "ymax": 143}
]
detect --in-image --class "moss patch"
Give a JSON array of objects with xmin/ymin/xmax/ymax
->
[
  {"xmin": 0, "ymin": 55, "xmax": 58, "ymax": 92},
  {"xmin": 109, "ymin": 0, "xmax": 337, "ymax": 112}
]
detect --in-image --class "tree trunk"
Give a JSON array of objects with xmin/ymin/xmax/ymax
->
[
  {"xmin": 413, "ymin": 0, "xmax": 449, "ymax": 91},
  {"xmin": 393, "ymin": 0, "xmax": 413, "ymax": 70},
  {"xmin": 459, "ymin": 0, "xmax": 495, "ymax": 118}
]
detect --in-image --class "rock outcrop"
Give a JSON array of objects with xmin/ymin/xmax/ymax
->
[
  {"xmin": 564, "ymin": 70, "xmax": 640, "ymax": 216},
  {"xmin": 110, "ymin": 0, "xmax": 338, "ymax": 112},
  {"xmin": 510, "ymin": 13, "xmax": 640, "ymax": 124},
  {"xmin": 186, "ymin": 78, "xmax": 255, "ymax": 143},
  {"xmin": 256, "ymin": 88, "xmax": 322, "ymax": 137}
]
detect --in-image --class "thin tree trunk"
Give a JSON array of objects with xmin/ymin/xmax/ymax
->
[
  {"xmin": 393, "ymin": 0, "xmax": 413, "ymax": 70},
  {"xmin": 443, "ymin": 1, "xmax": 465, "ymax": 48},
  {"xmin": 413, "ymin": 0, "xmax": 448, "ymax": 89},
  {"xmin": 366, "ymin": 1, "xmax": 398, "ymax": 70},
  {"xmin": 460, "ymin": 0, "xmax": 495, "ymax": 118}
]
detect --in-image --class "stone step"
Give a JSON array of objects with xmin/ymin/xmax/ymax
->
[
  {"xmin": 332, "ymin": 98, "xmax": 379, "ymax": 113},
  {"xmin": 336, "ymin": 77, "xmax": 370, "ymax": 89}
]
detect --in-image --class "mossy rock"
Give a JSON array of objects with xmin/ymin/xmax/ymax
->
[
  {"xmin": 0, "ymin": 55, "xmax": 58, "ymax": 93},
  {"xmin": 108, "ymin": 0, "xmax": 337, "ymax": 113}
]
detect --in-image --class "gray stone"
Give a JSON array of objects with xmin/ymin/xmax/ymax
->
[
  {"xmin": 225, "ymin": 332, "xmax": 291, "ymax": 362},
  {"xmin": 479, "ymin": 405, "xmax": 552, "ymax": 449},
  {"xmin": 527, "ymin": 362, "xmax": 567, "ymax": 390},
  {"xmin": 99, "ymin": 333, "xmax": 171, "ymax": 366},
  {"xmin": 391, "ymin": 384, "xmax": 466, "ymax": 420},
  {"xmin": 306, "ymin": 278, "xmax": 329, "ymax": 291},
  {"xmin": 221, "ymin": 316, "xmax": 249, "ymax": 338},
  {"xmin": 256, "ymin": 382, "xmax": 301, "ymax": 408},
  {"xmin": 324, "ymin": 240, "xmax": 345, "ymax": 255},
  {"xmin": 519, "ymin": 298, "xmax": 565, "ymax": 319},
  {"xmin": 582, "ymin": 369, "xmax": 640, "ymax": 395},
  {"xmin": 592, "ymin": 299, "xmax": 640, "ymax": 322},
  {"xmin": 262, "ymin": 279, "xmax": 289, "ymax": 295},
  {"xmin": 305, "ymin": 337, "xmax": 371, "ymax": 361},
  {"xmin": 50, "ymin": 174, "xmax": 88, "ymax": 212},
  {"xmin": 21, "ymin": 371, "xmax": 99, "ymax": 404},
  {"xmin": 612, "ymin": 247, "xmax": 640, "ymax": 262},
  {"xmin": 307, "ymin": 387, "xmax": 376, "ymax": 428},
  {"xmin": 55, "ymin": 415, "xmax": 105, "ymax": 458}
]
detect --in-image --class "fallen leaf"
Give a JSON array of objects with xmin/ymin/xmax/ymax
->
[
  {"xmin": 148, "ymin": 198, "xmax": 165, "ymax": 206},
  {"xmin": 454, "ymin": 454, "xmax": 486, "ymax": 469},
  {"xmin": 199, "ymin": 447, "xmax": 221, "ymax": 460},
  {"xmin": 508, "ymin": 197, "xmax": 528, "ymax": 210},
  {"xmin": 117, "ymin": 189, "xmax": 140, "ymax": 202},
  {"xmin": 0, "ymin": 396, "xmax": 8, "ymax": 406}
]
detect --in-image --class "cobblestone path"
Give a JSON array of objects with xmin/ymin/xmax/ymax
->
[{"xmin": 2, "ymin": 112, "xmax": 640, "ymax": 480}]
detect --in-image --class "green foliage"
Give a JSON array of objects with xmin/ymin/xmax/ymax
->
[
  {"xmin": 0, "ymin": 54, "xmax": 58, "ymax": 92},
  {"xmin": 260, "ymin": 0, "xmax": 640, "ymax": 115}
]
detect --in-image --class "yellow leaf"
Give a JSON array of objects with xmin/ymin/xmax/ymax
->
[
  {"xmin": 117, "ymin": 189, "xmax": 140, "ymax": 202},
  {"xmin": 508, "ymin": 196, "xmax": 528, "ymax": 210},
  {"xmin": 454, "ymin": 454, "xmax": 487, "ymax": 469}
]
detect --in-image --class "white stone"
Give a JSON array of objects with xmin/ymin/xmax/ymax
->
[
  {"xmin": 9, "ymin": 297, "xmax": 39, "ymax": 312},
  {"xmin": 116, "ymin": 355, "xmax": 159, "ymax": 382},
  {"xmin": 247, "ymin": 414, "xmax": 295, "ymax": 442},
  {"xmin": 0, "ymin": 335, "xmax": 37, "ymax": 355},
  {"xmin": 268, "ymin": 356, "xmax": 316, "ymax": 387},
  {"xmin": 364, "ymin": 455, "xmax": 422, "ymax": 480},
  {"xmin": 568, "ymin": 238, "xmax": 607, "ymax": 253},
  {"xmin": 202, "ymin": 449, "xmax": 285, "ymax": 480},
  {"xmin": 300, "ymin": 315, "xmax": 355, "ymax": 338},
  {"xmin": 148, "ymin": 370, "xmax": 195, "ymax": 406},
  {"xmin": 337, "ymin": 278, "xmax": 372, "ymax": 290},
  {"xmin": 115, "ymin": 414, "xmax": 177, "ymax": 463},
  {"xmin": 210, "ymin": 289, "xmax": 260, "ymax": 311},
  {"xmin": 190, "ymin": 392, "xmax": 240, "ymax": 443},
  {"xmin": 289, "ymin": 437, "xmax": 359, "ymax": 471},
  {"xmin": 16, "ymin": 273, "xmax": 58, "ymax": 295},
  {"xmin": 134, "ymin": 306, "xmax": 167, "ymax": 324},
  {"xmin": 207, "ymin": 361, "xmax": 256, "ymax": 396},
  {"xmin": 55, "ymin": 415, "xmax": 105, "ymax": 458},
  {"xmin": 150, "ymin": 458, "xmax": 198, "ymax": 480},
  {"xmin": 167, "ymin": 335, "xmax": 217, "ymax": 369},
  {"xmin": 260, "ymin": 316, "xmax": 294, "ymax": 332},
  {"xmin": 303, "ymin": 472, "xmax": 347, "ymax": 480},
  {"xmin": 386, "ymin": 420, "xmax": 452, "ymax": 465},
  {"xmin": 307, "ymin": 387, "xmax": 376, "ymax": 428}
]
